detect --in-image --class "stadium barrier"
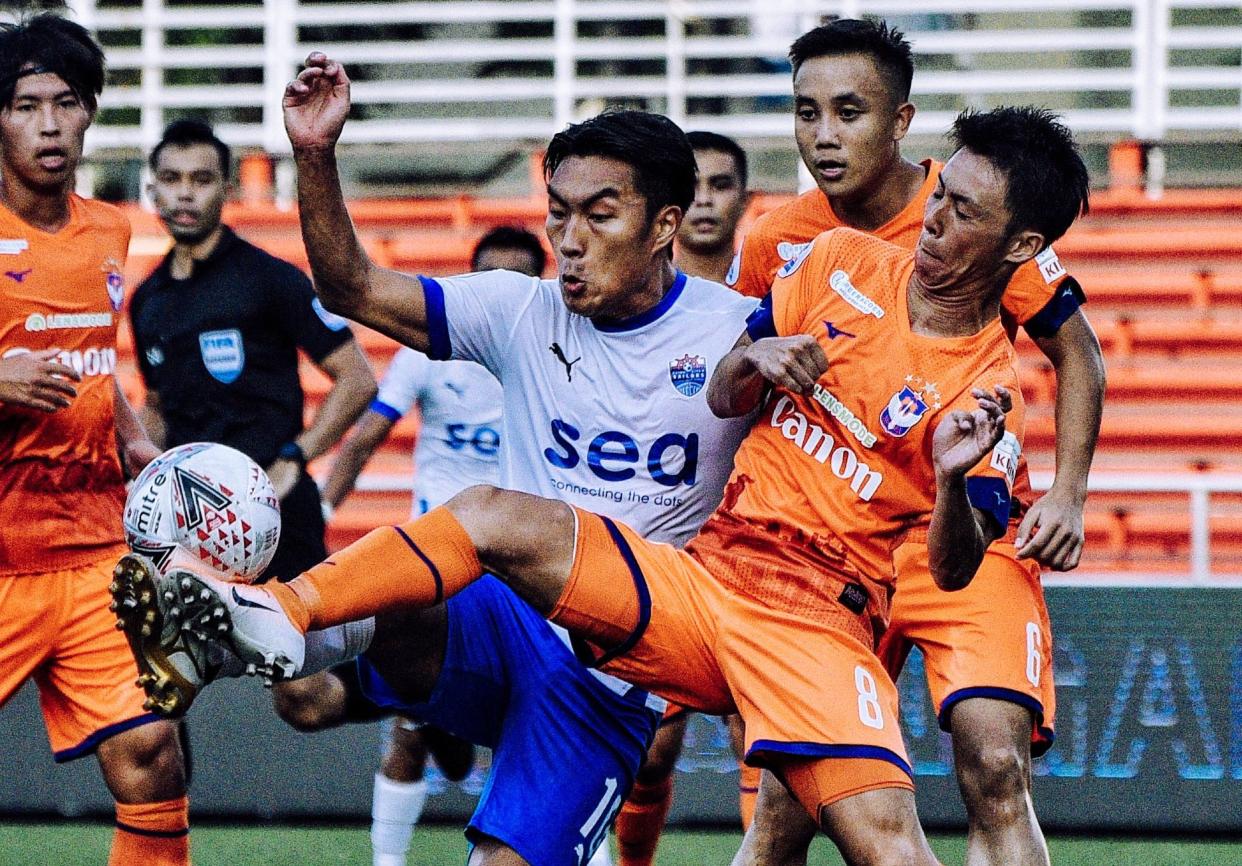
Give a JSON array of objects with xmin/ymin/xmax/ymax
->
[{"xmin": 2, "ymin": 586, "xmax": 1239, "ymax": 832}]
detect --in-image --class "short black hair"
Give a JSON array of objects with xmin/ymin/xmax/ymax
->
[
  {"xmin": 544, "ymin": 110, "xmax": 696, "ymax": 223},
  {"xmin": 149, "ymin": 119, "xmax": 232, "ymax": 180},
  {"xmin": 472, "ymin": 226, "xmax": 547, "ymax": 276},
  {"xmin": 950, "ymin": 106, "xmax": 1090, "ymax": 247},
  {"xmin": 0, "ymin": 13, "xmax": 105, "ymax": 112},
  {"xmin": 789, "ymin": 18, "xmax": 914, "ymax": 104},
  {"xmin": 686, "ymin": 130, "xmax": 748, "ymax": 188}
]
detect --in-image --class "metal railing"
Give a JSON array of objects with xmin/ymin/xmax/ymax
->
[
  {"xmin": 49, "ymin": 0, "xmax": 1242, "ymax": 157},
  {"xmin": 341, "ymin": 470, "xmax": 1242, "ymax": 586}
]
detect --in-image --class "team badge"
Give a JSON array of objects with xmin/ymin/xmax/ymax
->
[
  {"xmin": 199, "ymin": 329, "xmax": 245, "ymax": 384},
  {"xmin": 103, "ymin": 257, "xmax": 125, "ymax": 311},
  {"xmin": 879, "ymin": 375, "xmax": 941, "ymax": 438},
  {"xmin": 669, "ymin": 353, "xmax": 707, "ymax": 397},
  {"xmin": 776, "ymin": 241, "xmax": 814, "ymax": 278}
]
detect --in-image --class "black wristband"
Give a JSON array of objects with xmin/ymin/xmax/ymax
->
[{"xmin": 277, "ymin": 441, "xmax": 307, "ymax": 468}]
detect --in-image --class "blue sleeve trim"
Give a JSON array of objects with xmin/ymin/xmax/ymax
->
[
  {"xmin": 588, "ymin": 517, "xmax": 652, "ymax": 669},
  {"xmin": 745, "ymin": 292, "xmax": 776, "ymax": 342},
  {"xmin": 746, "ymin": 739, "xmax": 913, "ymax": 780},
  {"xmin": 418, "ymin": 275, "xmax": 452, "ymax": 361},
  {"xmin": 966, "ymin": 475, "xmax": 1011, "ymax": 533},
  {"xmin": 938, "ymin": 686, "xmax": 1046, "ymax": 736},
  {"xmin": 369, "ymin": 399, "xmax": 403, "ymax": 422},
  {"xmin": 53, "ymin": 713, "xmax": 164, "ymax": 763},
  {"xmin": 1022, "ymin": 276, "xmax": 1085, "ymax": 339}
]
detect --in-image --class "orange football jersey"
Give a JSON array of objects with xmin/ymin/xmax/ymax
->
[
  {"xmin": 693, "ymin": 228, "xmax": 1024, "ymax": 616},
  {"xmin": 0, "ymin": 195, "xmax": 130, "ymax": 575}
]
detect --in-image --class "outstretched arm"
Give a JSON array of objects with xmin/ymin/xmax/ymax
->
[
  {"xmin": 284, "ymin": 52, "xmax": 432, "ymax": 351},
  {"xmin": 1018, "ymin": 309, "xmax": 1105, "ymax": 570},
  {"xmin": 707, "ymin": 331, "xmax": 827, "ymax": 418},
  {"xmin": 928, "ymin": 386, "xmax": 1013, "ymax": 591}
]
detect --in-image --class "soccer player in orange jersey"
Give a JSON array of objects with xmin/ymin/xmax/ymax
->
[
  {"xmin": 728, "ymin": 21, "xmax": 1106, "ymax": 866},
  {"xmin": 116, "ymin": 57, "xmax": 1090, "ymax": 864},
  {"xmin": 614, "ymin": 130, "xmax": 755, "ymax": 866},
  {"xmin": 0, "ymin": 14, "xmax": 190, "ymax": 865}
]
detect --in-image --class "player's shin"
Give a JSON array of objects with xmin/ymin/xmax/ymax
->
[{"xmin": 270, "ymin": 506, "xmax": 482, "ymax": 632}]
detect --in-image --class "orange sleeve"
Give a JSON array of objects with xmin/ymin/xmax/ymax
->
[
  {"xmin": 1000, "ymin": 245, "xmax": 1085, "ymax": 337},
  {"xmin": 770, "ymin": 233, "xmax": 831, "ymax": 338}
]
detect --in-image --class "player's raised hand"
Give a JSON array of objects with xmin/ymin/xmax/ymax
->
[
  {"xmin": 1016, "ymin": 487, "xmax": 1085, "ymax": 570},
  {"xmin": 0, "ymin": 348, "xmax": 81, "ymax": 412},
  {"xmin": 743, "ymin": 335, "xmax": 827, "ymax": 395},
  {"xmin": 283, "ymin": 52, "xmax": 351, "ymax": 152},
  {"xmin": 932, "ymin": 385, "xmax": 1012, "ymax": 479}
]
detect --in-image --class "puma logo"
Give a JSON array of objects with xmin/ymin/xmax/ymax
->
[
  {"xmin": 5, "ymin": 269, "xmax": 32, "ymax": 283},
  {"xmin": 549, "ymin": 342, "xmax": 581, "ymax": 382}
]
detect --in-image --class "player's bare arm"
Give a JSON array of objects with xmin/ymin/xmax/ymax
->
[
  {"xmin": 267, "ymin": 339, "xmax": 377, "ymax": 499},
  {"xmin": 0, "ymin": 348, "xmax": 79, "ymax": 412},
  {"xmin": 1018, "ymin": 309, "xmax": 1105, "ymax": 570},
  {"xmin": 928, "ymin": 384, "xmax": 1012, "ymax": 591},
  {"xmin": 113, "ymin": 381, "xmax": 162, "ymax": 476},
  {"xmin": 321, "ymin": 408, "xmax": 397, "ymax": 509},
  {"xmin": 707, "ymin": 331, "xmax": 827, "ymax": 418},
  {"xmin": 284, "ymin": 52, "xmax": 432, "ymax": 351}
]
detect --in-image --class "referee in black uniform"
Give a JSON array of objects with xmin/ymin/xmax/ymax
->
[{"xmin": 131, "ymin": 120, "xmax": 376, "ymax": 584}]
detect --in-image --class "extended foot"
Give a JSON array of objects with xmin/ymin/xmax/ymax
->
[{"xmin": 110, "ymin": 552, "xmax": 223, "ymax": 717}]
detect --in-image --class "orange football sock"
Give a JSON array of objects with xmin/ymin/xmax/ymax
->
[
  {"xmin": 739, "ymin": 761, "xmax": 761, "ymax": 831},
  {"xmin": 268, "ymin": 506, "xmax": 481, "ymax": 632},
  {"xmin": 616, "ymin": 774, "xmax": 673, "ymax": 866},
  {"xmin": 108, "ymin": 796, "xmax": 190, "ymax": 866}
]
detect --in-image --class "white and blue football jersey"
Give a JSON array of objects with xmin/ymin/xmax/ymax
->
[
  {"xmin": 420, "ymin": 269, "xmax": 758, "ymax": 548},
  {"xmin": 372, "ymin": 347, "xmax": 502, "ymax": 514}
]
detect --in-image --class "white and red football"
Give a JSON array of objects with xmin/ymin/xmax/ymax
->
[{"xmin": 123, "ymin": 442, "xmax": 281, "ymax": 584}]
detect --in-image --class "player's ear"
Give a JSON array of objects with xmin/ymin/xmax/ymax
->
[
  {"xmin": 892, "ymin": 100, "xmax": 915, "ymax": 142},
  {"xmin": 1003, "ymin": 228, "xmax": 1044, "ymax": 266},
  {"xmin": 650, "ymin": 204, "xmax": 682, "ymax": 255}
]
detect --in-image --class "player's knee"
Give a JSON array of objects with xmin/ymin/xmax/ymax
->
[
  {"xmin": 272, "ymin": 678, "xmax": 345, "ymax": 732},
  {"xmin": 957, "ymin": 744, "xmax": 1030, "ymax": 827},
  {"xmin": 446, "ymin": 485, "xmax": 572, "ymax": 565},
  {"xmin": 97, "ymin": 720, "xmax": 185, "ymax": 797}
]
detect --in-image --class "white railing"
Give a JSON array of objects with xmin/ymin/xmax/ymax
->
[
  {"xmin": 44, "ymin": 0, "xmax": 1242, "ymax": 157},
  {"xmin": 343, "ymin": 470, "xmax": 1242, "ymax": 587}
]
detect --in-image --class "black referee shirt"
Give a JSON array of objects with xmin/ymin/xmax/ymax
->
[{"xmin": 130, "ymin": 227, "xmax": 353, "ymax": 467}]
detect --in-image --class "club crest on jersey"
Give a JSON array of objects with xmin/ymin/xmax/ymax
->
[
  {"xmin": 669, "ymin": 353, "xmax": 707, "ymax": 397},
  {"xmin": 776, "ymin": 241, "xmax": 814, "ymax": 278},
  {"xmin": 879, "ymin": 375, "xmax": 941, "ymax": 438},
  {"xmin": 199, "ymin": 329, "xmax": 245, "ymax": 384},
  {"xmin": 103, "ymin": 257, "xmax": 125, "ymax": 311}
]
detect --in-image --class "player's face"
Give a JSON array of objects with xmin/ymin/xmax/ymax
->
[
  {"xmin": 0, "ymin": 72, "xmax": 93, "ymax": 193},
  {"xmin": 546, "ymin": 155, "xmax": 678, "ymax": 319},
  {"xmin": 149, "ymin": 143, "xmax": 229, "ymax": 244},
  {"xmin": 914, "ymin": 149, "xmax": 1019, "ymax": 291},
  {"xmin": 475, "ymin": 246, "xmax": 543, "ymax": 277},
  {"xmin": 793, "ymin": 53, "xmax": 911, "ymax": 204},
  {"xmin": 680, "ymin": 148, "xmax": 747, "ymax": 253}
]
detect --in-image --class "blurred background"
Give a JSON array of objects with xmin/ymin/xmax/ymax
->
[{"xmin": 1, "ymin": 0, "xmax": 1241, "ymax": 858}]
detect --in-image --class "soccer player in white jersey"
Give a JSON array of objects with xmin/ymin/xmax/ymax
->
[
  {"xmin": 614, "ymin": 129, "xmax": 753, "ymax": 866},
  {"xmin": 319, "ymin": 227, "xmax": 545, "ymax": 866},
  {"xmin": 114, "ymin": 53, "xmax": 760, "ymax": 866}
]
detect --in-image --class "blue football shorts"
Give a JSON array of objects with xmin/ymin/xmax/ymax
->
[{"xmin": 356, "ymin": 575, "xmax": 663, "ymax": 866}]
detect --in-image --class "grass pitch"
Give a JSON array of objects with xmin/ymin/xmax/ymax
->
[{"xmin": 2, "ymin": 821, "xmax": 1240, "ymax": 865}]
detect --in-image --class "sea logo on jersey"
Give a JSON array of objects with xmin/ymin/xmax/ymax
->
[
  {"xmin": 829, "ymin": 270, "xmax": 885, "ymax": 319},
  {"xmin": 669, "ymin": 353, "xmax": 707, "ymax": 397},
  {"xmin": 777, "ymin": 241, "xmax": 814, "ymax": 278},
  {"xmin": 549, "ymin": 342, "xmax": 581, "ymax": 382},
  {"xmin": 879, "ymin": 376, "xmax": 941, "ymax": 438},
  {"xmin": 103, "ymin": 257, "xmax": 125, "ymax": 311},
  {"xmin": 1035, "ymin": 247, "xmax": 1065, "ymax": 284},
  {"xmin": 770, "ymin": 395, "xmax": 883, "ymax": 500},
  {"xmin": 199, "ymin": 329, "xmax": 245, "ymax": 384}
]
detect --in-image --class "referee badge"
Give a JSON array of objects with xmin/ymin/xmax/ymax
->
[{"xmin": 199, "ymin": 329, "xmax": 245, "ymax": 384}]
